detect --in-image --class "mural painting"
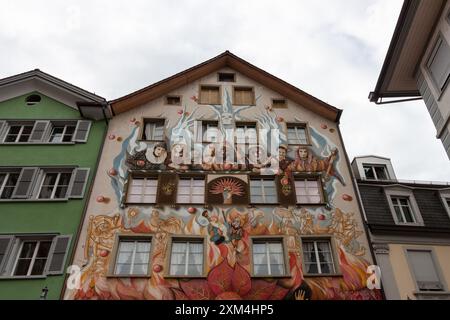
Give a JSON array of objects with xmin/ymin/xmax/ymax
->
[{"xmin": 70, "ymin": 87, "xmax": 381, "ymax": 300}]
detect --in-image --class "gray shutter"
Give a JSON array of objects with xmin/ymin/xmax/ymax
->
[
  {"xmin": 29, "ymin": 121, "xmax": 50, "ymax": 142},
  {"xmin": 0, "ymin": 120, "xmax": 6, "ymax": 140},
  {"xmin": 46, "ymin": 235, "xmax": 72, "ymax": 275},
  {"xmin": 73, "ymin": 120, "xmax": 92, "ymax": 143},
  {"xmin": 11, "ymin": 167, "xmax": 39, "ymax": 199},
  {"xmin": 68, "ymin": 168, "xmax": 90, "ymax": 199},
  {"xmin": 408, "ymin": 250, "xmax": 443, "ymax": 291},
  {"xmin": 428, "ymin": 37, "xmax": 450, "ymax": 89},
  {"xmin": 0, "ymin": 236, "xmax": 14, "ymax": 273}
]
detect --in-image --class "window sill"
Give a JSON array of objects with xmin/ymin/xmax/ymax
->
[
  {"xmin": 413, "ymin": 291, "xmax": 450, "ymax": 300},
  {"xmin": 0, "ymin": 142, "xmax": 77, "ymax": 145},
  {"xmin": 137, "ymin": 139, "xmax": 165, "ymax": 143},
  {"xmin": 0, "ymin": 198, "xmax": 70, "ymax": 203},
  {"xmin": 106, "ymin": 274, "xmax": 151, "ymax": 279},
  {"xmin": 164, "ymin": 275, "xmax": 208, "ymax": 279},
  {"xmin": 303, "ymin": 273, "xmax": 343, "ymax": 278},
  {"xmin": 251, "ymin": 275, "xmax": 291, "ymax": 279},
  {"xmin": 0, "ymin": 275, "xmax": 47, "ymax": 280},
  {"xmin": 394, "ymin": 222, "xmax": 425, "ymax": 227}
]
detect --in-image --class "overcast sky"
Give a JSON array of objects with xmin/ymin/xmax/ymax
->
[{"xmin": 1, "ymin": 0, "xmax": 449, "ymax": 181}]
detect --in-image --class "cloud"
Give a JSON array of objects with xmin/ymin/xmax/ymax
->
[{"xmin": 1, "ymin": 0, "xmax": 449, "ymax": 181}]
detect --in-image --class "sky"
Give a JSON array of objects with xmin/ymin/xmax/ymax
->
[{"xmin": 1, "ymin": 0, "xmax": 449, "ymax": 181}]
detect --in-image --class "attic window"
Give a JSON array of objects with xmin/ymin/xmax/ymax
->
[
  {"xmin": 166, "ymin": 95, "xmax": 181, "ymax": 106},
  {"xmin": 218, "ymin": 72, "xmax": 235, "ymax": 82},
  {"xmin": 26, "ymin": 94, "xmax": 41, "ymax": 106},
  {"xmin": 272, "ymin": 99, "xmax": 287, "ymax": 108}
]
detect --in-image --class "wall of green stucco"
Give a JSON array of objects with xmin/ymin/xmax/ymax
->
[{"xmin": 0, "ymin": 92, "xmax": 106, "ymax": 299}]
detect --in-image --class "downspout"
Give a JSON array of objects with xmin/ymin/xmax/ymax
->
[
  {"xmin": 59, "ymin": 102, "xmax": 110, "ymax": 299},
  {"xmin": 336, "ymin": 123, "xmax": 387, "ymax": 300}
]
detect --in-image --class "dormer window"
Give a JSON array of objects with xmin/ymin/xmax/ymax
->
[{"xmin": 363, "ymin": 164, "xmax": 389, "ymax": 180}]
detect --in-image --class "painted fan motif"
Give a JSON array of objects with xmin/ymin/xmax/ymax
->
[{"xmin": 210, "ymin": 178, "xmax": 245, "ymax": 204}]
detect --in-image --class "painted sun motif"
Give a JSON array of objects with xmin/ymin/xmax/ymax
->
[{"xmin": 210, "ymin": 178, "xmax": 245, "ymax": 205}]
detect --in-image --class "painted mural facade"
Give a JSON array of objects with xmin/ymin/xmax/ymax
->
[{"xmin": 65, "ymin": 67, "xmax": 381, "ymax": 300}]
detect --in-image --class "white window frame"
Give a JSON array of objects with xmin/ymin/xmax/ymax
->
[
  {"xmin": 385, "ymin": 188, "xmax": 424, "ymax": 226},
  {"xmin": 196, "ymin": 121, "xmax": 220, "ymax": 143},
  {"xmin": 11, "ymin": 239, "xmax": 52, "ymax": 277},
  {"xmin": 177, "ymin": 177, "xmax": 205, "ymax": 204},
  {"xmin": 294, "ymin": 177, "xmax": 324, "ymax": 205},
  {"xmin": 439, "ymin": 190, "xmax": 450, "ymax": 219},
  {"xmin": 300, "ymin": 237, "xmax": 339, "ymax": 276},
  {"xmin": 250, "ymin": 178, "xmax": 278, "ymax": 204},
  {"xmin": 362, "ymin": 164, "xmax": 390, "ymax": 181},
  {"xmin": 3, "ymin": 123, "xmax": 34, "ymax": 143},
  {"xmin": 235, "ymin": 123, "xmax": 258, "ymax": 145},
  {"xmin": 250, "ymin": 237, "xmax": 288, "ymax": 277},
  {"xmin": 111, "ymin": 236, "xmax": 153, "ymax": 277},
  {"xmin": 126, "ymin": 176, "xmax": 158, "ymax": 204},
  {"xmin": 0, "ymin": 171, "xmax": 20, "ymax": 199},
  {"xmin": 167, "ymin": 237, "xmax": 206, "ymax": 278},
  {"xmin": 287, "ymin": 123, "xmax": 309, "ymax": 145},
  {"xmin": 142, "ymin": 119, "xmax": 165, "ymax": 141},
  {"xmin": 48, "ymin": 123, "xmax": 77, "ymax": 143},
  {"xmin": 37, "ymin": 171, "xmax": 73, "ymax": 200}
]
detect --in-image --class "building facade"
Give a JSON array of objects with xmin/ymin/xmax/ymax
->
[
  {"xmin": 64, "ymin": 52, "xmax": 381, "ymax": 300},
  {"xmin": 353, "ymin": 156, "xmax": 450, "ymax": 300},
  {"xmin": 0, "ymin": 70, "xmax": 108, "ymax": 299},
  {"xmin": 369, "ymin": 0, "xmax": 450, "ymax": 159}
]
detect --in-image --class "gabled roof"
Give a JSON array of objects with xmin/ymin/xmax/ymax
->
[
  {"xmin": 110, "ymin": 51, "xmax": 342, "ymax": 122},
  {"xmin": 0, "ymin": 69, "xmax": 106, "ymax": 103}
]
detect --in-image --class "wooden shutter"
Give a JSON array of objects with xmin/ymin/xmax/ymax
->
[
  {"xmin": 68, "ymin": 168, "xmax": 90, "ymax": 199},
  {"xmin": 0, "ymin": 120, "xmax": 6, "ymax": 140},
  {"xmin": 11, "ymin": 167, "xmax": 38, "ymax": 199},
  {"xmin": 46, "ymin": 235, "xmax": 72, "ymax": 275},
  {"xmin": 156, "ymin": 173, "xmax": 179, "ymax": 205},
  {"xmin": 276, "ymin": 176, "xmax": 297, "ymax": 207},
  {"xmin": 29, "ymin": 121, "xmax": 49, "ymax": 142},
  {"xmin": 0, "ymin": 236, "xmax": 14, "ymax": 273},
  {"xmin": 73, "ymin": 120, "xmax": 92, "ymax": 143}
]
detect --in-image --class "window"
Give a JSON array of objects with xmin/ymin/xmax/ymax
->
[
  {"xmin": 250, "ymin": 178, "xmax": 277, "ymax": 204},
  {"xmin": 166, "ymin": 95, "xmax": 181, "ymax": 106},
  {"xmin": 38, "ymin": 171, "xmax": 73, "ymax": 200},
  {"xmin": 113, "ymin": 238, "xmax": 152, "ymax": 276},
  {"xmin": 287, "ymin": 124, "xmax": 309, "ymax": 145},
  {"xmin": 218, "ymin": 72, "xmax": 235, "ymax": 82},
  {"xmin": 0, "ymin": 171, "xmax": 20, "ymax": 199},
  {"xmin": 391, "ymin": 196, "xmax": 416, "ymax": 224},
  {"xmin": 302, "ymin": 239, "xmax": 337, "ymax": 275},
  {"xmin": 25, "ymin": 94, "xmax": 41, "ymax": 106},
  {"xmin": 199, "ymin": 85, "xmax": 221, "ymax": 105},
  {"xmin": 3, "ymin": 123, "xmax": 34, "ymax": 143},
  {"xmin": 197, "ymin": 121, "xmax": 220, "ymax": 143},
  {"xmin": 177, "ymin": 177, "xmax": 205, "ymax": 204},
  {"xmin": 126, "ymin": 177, "xmax": 158, "ymax": 204},
  {"xmin": 233, "ymin": 87, "xmax": 255, "ymax": 105},
  {"xmin": 295, "ymin": 178, "xmax": 323, "ymax": 204},
  {"xmin": 13, "ymin": 240, "xmax": 52, "ymax": 276},
  {"xmin": 235, "ymin": 123, "xmax": 257, "ymax": 145},
  {"xmin": 49, "ymin": 123, "xmax": 76, "ymax": 143},
  {"xmin": 252, "ymin": 239, "xmax": 287, "ymax": 277},
  {"xmin": 272, "ymin": 99, "xmax": 287, "ymax": 109},
  {"xmin": 142, "ymin": 119, "xmax": 165, "ymax": 141},
  {"xmin": 427, "ymin": 35, "xmax": 450, "ymax": 92},
  {"xmin": 363, "ymin": 164, "xmax": 389, "ymax": 180},
  {"xmin": 407, "ymin": 250, "xmax": 445, "ymax": 291},
  {"xmin": 169, "ymin": 239, "xmax": 204, "ymax": 277}
]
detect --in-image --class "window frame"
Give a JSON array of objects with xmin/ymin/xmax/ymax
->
[
  {"xmin": 426, "ymin": 33, "xmax": 450, "ymax": 97},
  {"xmin": 384, "ymin": 188, "xmax": 424, "ymax": 226},
  {"xmin": 404, "ymin": 247, "xmax": 448, "ymax": 294},
  {"xmin": 286, "ymin": 122, "xmax": 311, "ymax": 146},
  {"xmin": 198, "ymin": 85, "xmax": 221, "ymax": 105},
  {"xmin": 165, "ymin": 235, "xmax": 207, "ymax": 279},
  {"xmin": 108, "ymin": 234, "xmax": 154, "ymax": 278},
  {"xmin": 249, "ymin": 236, "xmax": 290, "ymax": 278},
  {"xmin": 299, "ymin": 235, "xmax": 341, "ymax": 277},
  {"xmin": 232, "ymin": 86, "xmax": 256, "ymax": 106},
  {"xmin": 2, "ymin": 121, "xmax": 35, "ymax": 143},
  {"xmin": 165, "ymin": 95, "xmax": 182, "ymax": 106},
  {"xmin": 176, "ymin": 175, "xmax": 206, "ymax": 205},
  {"xmin": 0, "ymin": 170, "xmax": 21, "ymax": 199},
  {"xmin": 439, "ymin": 190, "xmax": 450, "ymax": 219},
  {"xmin": 48, "ymin": 121, "xmax": 77, "ymax": 144},
  {"xmin": 11, "ymin": 239, "xmax": 53, "ymax": 277},
  {"xmin": 140, "ymin": 118, "xmax": 166, "ymax": 142},
  {"xmin": 271, "ymin": 98, "xmax": 287, "ymax": 109},
  {"xmin": 249, "ymin": 176, "xmax": 278, "ymax": 205},
  {"xmin": 196, "ymin": 120, "xmax": 220, "ymax": 144},
  {"xmin": 362, "ymin": 164, "xmax": 390, "ymax": 181},
  {"xmin": 124, "ymin": 174, "xmax": 159, "ymax": 205},
  {"xmin": 293, "ymin": 174, "xmax": 326, "ymax": 206},
  {"xmin": 217, "ymin": 72, "xmax": 236, "ymax": 83},
  {"xmin": 36, "ymin": 170, "xmax": 73, "ymax": 200},
  {"xmin": 234, "ymin": 121, "xmax": 258, "ymax": 146}
]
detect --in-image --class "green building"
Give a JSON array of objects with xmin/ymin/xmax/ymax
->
[{"xmin": 0, "ymin": 70, "xmax": 109, "ymax": 299}]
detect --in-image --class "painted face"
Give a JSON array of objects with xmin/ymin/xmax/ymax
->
[
  {"xmin": 232, "ymin": 218, "xmax": 241, "ymax": 228},
  {"xmin": 279, "ymin": 148, "xmax": 287, "ymax": 160},
  {"xmin": 154, "ymin": 146, "xmax": 165, "ymax": 157},
  {"xmin": 298, "ymin": 148, "xmax": 308, "ymax": 160}
]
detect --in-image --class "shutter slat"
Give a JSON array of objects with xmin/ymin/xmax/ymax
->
[
  {"xmin": 73, "ymin": 120, "xmax": 92, "ymax": 143},
  {"xmin": 0, "ymin": 120, "xmax": 6, "ymax": 140},
  {"xmin": 11, "ymin": 167, "xmax": 38, "ymax": 199},
  {"xmin": 0, "ymin": 236, "xmax": 14, "ymax": 273},
  {"xmin": 29, "ymin": 121, "xmax": 49, "ymax": 142},
  {"xmin": 46, "ymin": 235, "xmax": 72, "ymax": 275},
  {"xmin": 69, "ymin": 168, "xmax": 90, "ymax": 199}
]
